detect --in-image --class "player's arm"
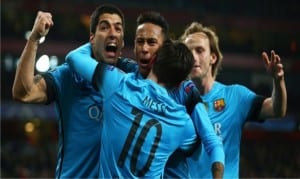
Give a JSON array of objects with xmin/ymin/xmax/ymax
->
[
  {"xmin": 259, "ymin": 50, "xmax": 287, "ymax": 119},
  {"xmin": 211, "ymin": 162, "xmax": 224, "ymax": 179},
  {"xmin": 66, "ymin": 46, "xmax": 124, "ymax": 92},
  {"xmin": 191, "ymin": 103, "xmax": 225, "ymax": 179},
  {"xmin": 184, "ymin": 80, "xmax": 202, "ymax": 115},
  {"xmin": 117, "ymin": 57, "xmax": 138, "ymax": 73},
  {"xmin": 12, "ymin": 11, "xmax": 53, "ymax": 103},
  {"xmin": 65, "ymin": 42, "xmax": 96, "ymax": 82}
]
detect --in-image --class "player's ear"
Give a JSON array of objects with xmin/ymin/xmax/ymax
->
[
  {"xmin": 210, "ymin": 53, "xmax": 217, "ymax": 64},
  {"xmin": 89, "ymin": 33, "xmax": 95, "ymax": 43}
]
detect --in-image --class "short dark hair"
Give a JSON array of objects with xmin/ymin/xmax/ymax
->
[
  {"xmin": 136, "ymin": 11, "xmax": 169, "ymax": 40},
  {"xmin": 90, "ymin": 4, "xmax": 125, "ymax": 34},
  {"xmin": 153, "ymin": 39, "xmax": 194, "ymax": 89}
]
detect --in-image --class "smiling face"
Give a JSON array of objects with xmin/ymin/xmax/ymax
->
[
  {"xmin": 184, "ymin": 32, "xmax": 216, "ymax": 80},
  {"xmin": 134, "ymin": 23, "xmax": 164, "ymax": 78},
  {"xmin": 90, "ymin": 13, "xmax": 124, "ymax": 65}
]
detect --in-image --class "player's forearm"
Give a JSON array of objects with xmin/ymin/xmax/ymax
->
[
  {"xmin": 208, "ymin": 142, "xmax": 225, "ymax": 179},
  {"xmin": 211, "ymin": 162, "xmax": 224, "ymax": 179},
  {"xmin": 66, "ymin": 45, "xmax": 98, "ymax": 83},
  {"xmin": 272, "ymin": 77, "xmax": 287, "ymax": 117},
  {"xmin": 12, "ymin": 39, "xmax": 39, "ymax": 100},
  {"xmin": 196, "ymin": 105, "xmax": 225, "ymax": 178}
]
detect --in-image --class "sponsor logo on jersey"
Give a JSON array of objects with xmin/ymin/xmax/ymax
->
[
  {"xmin": 213, "ymin": 98, "xmax": 225, "ymax": 111},
  {"xmin": 88, "ymin": 103, "xmax": 103, "ymax": 122}
]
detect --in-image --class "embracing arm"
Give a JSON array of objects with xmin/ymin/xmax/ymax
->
[
  {"xmin": 191, "ymin": 103, "xmax": 225, "ymax": 179},
  {"xmin": 211, "ymin": 162, "xmax": 224, "ymax": 179},
  {"xmin": 66, "ymin": 44, "xmax": 124, "ymax": 91},
  {"xmin": 12, "ymin": 11, "xmax": 53, "ymax": 103},
  {"xmin": 65, "ymin": 43, "xmax": 98, "ymax": 83},
  {"xmin": 260, "ymin": 50, "xmax": 287, "ymax": 119}
]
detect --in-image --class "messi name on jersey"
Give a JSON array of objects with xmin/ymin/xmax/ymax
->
[{"xmin": 142, "ymin": 96, "xmax": 167, "ymax": 114}]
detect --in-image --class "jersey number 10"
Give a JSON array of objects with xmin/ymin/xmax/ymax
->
[{"xmin": 118, "ymin": 107, "xmax": 162, "ymax": 176}]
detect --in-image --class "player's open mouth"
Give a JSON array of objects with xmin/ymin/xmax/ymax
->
[
  {"xmin": 106, "ymin": 43, "xmax": 117, "ymax": 52},
  {"xmin": 140, "ymin": 59, "xmax": 150, "ymax": 67}
]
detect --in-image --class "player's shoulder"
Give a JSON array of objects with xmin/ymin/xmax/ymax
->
[
  {"xmin": 180, "ymin": 80, "xmax": 195, "ymax": 90},
  {"xmin": 117, "ymin": 57, "xmax": 138, "ymax": 73},
  {"xmin": 226, "ymin": 83, "xmax": 252, "ymax": 94},
  {"xmin": 47, "ymin": 63, "xmax": 88, "ymax": 86},
  {"xmin": 118, "ymin": 56, "xmax": 136, "ymax": 63},
  {"xmin": 46, "ymin": 63, "xmax": 70, "ymax": 76},
  {"xmin": 164, "ymin": 99, "xmax": 190, "ymax": 119},
  {"xmin": 217, "ymin": 81, "xmax": 250, "ymax": 92}
]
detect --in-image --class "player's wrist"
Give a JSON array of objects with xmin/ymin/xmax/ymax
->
[
  {"xmin": 211, "ymin": 162, "xmax": 224, "ymax": 179},
  {"xmin": 28, "ymin": 32, "xmax": 41, "ymax": 43}
]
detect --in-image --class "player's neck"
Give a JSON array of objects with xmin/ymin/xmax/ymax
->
[
  {"xmin": 203, "ymin": 77, "xmax": 215, "ymax": 94},
  {"xmin": 192, "ymin": 75, "xmax": 214, "ymax": 95},
  {"xmin": 147, "ymin": 71, "xmax": 164, "ymax": 87}
]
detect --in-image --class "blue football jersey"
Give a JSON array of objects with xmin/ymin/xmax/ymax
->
[
  {"xmin": 99, "ymin": 69, "xmax": 197, "ymax": 178},
  {"xmin": 164, "ymin": 80, "xmax": 224, "ymax": 178},
  {"xmin": 67, "ymin": 55, "xmax": 199, "ymax": 177},
  {"xmin": 188, "ymin": 81, "xmax": 263, "ymax": 178},
  {"xmin": 67, "ymin": 53, "xmax": 226, "ymax": 178},
  {"xmin": 45, "ymin": 64, "xmax": 102, "ymax": 178},
  {"xmin": 45, "ymin": 43, "xmax": 136, "ymax": 178},
  {"xmin": 66, "ymin": 46, "xmax": 225, "ymax": 178}
]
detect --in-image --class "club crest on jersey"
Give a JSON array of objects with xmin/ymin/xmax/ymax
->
[{"xmin": 213, "ymin": 98, "xmax": 225, "ymax": 111}]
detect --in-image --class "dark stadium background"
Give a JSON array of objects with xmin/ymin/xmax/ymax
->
[{"xmin": 1, "ymin": 0, "xmax": 300, "ymax": 177}]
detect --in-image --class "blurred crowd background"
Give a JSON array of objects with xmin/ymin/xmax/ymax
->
[{"xmin": 1, "ymin": 0, "xmax": 300, "ymax": 178}]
